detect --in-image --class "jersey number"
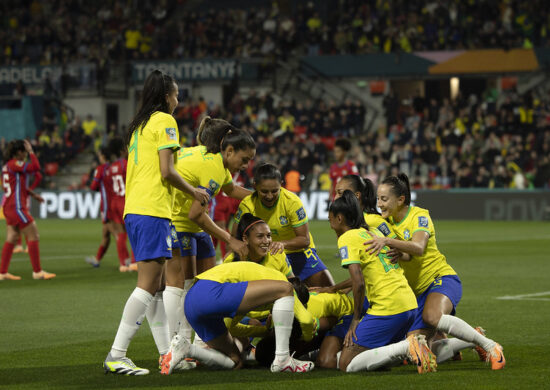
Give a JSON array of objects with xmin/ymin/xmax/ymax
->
[
  {"xmin": 128, "ymin": 131, "xmax": 138, "ymax": 165},
  {"xmin": 112, "ymin": 175, "xmax": 125, "ymax": 196},
  {"xmin": 378, "ymin": 253, "xmax": 399, "ymax": 273},
  {"xmin": 2, "ymin": 173, "xmax": 11, "ymax": 198}
]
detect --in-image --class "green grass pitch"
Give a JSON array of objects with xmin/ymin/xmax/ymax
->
[{"xmin": 0, "ymin": 219, "xmax": 549, "ymax": 389}]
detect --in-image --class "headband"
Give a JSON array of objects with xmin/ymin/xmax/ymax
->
[{"xmin": 242, "ymin": 220, "xmax": 265, "ymax": 237}]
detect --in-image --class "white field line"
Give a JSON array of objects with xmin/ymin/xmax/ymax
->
[{"xmin": 496, "ymin": 291, "xmax": 550, "ymax": 301}]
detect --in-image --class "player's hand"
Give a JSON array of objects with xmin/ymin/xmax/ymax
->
[
  {"xmin": 193, "ymin": 188, "xmax": 210, "ymax": 206},
  {"xmin": 229, "ymin": 237, "xmax": 248, "ymax": 259},
  {"xmin": 387, "ymin": 249, "xmax": 402, "ymax": 264},
  {"xmin": 269, "ymin": 241, "xmax": 285, "ymax": 255},
  {"xmin": 364, "ymin": 236, "xmax": 387, "ymax": 255},
  {"xmin": 344, "ymin": 318, "xmax": 360, "ymax": 347},
  {"xmin": 23, "ymin": 139, "xmax": 33, "ymax": 154},
  {"xmin": 31, "ymin": 193, "xmax": 45, "ymax": 203}
]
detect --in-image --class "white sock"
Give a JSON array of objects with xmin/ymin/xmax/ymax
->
[
  {"xmin": 272, "ymin": 295, "xmax": 295, "ymax": 362},
  {"xmin": 179, "ymin": 279, "xmax": 194, "ymax": 342},
  {"xmin": 436, "ymin": 315, "xmax": 496, "ymax": 352},
  {"xmin": 336, "ymin": 351, "xmax": 342, "ymax": 367},
  {"xmin": 110, "ymin": 287, "xmax": 153, "ymax": 358},
  {"xmin": 346, "ymin": 339, "xmax": 409, "ymax": 372},
  {"xmin": 146, "ymin": 292, "xmax": 170, "ymax": 355},
  {"xmin": 163, "ymin": 286, "xmax": 184, "ymax": 339},
  {"xmin": 431, "ymin": 338, "xmax": 475, "ymax": 363},
  {"xmin": 188, "ymin": 344, "xmax": 235, "ymax": 369}
]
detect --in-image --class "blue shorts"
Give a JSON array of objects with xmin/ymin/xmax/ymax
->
[
  {"xmin": 326, "ymin": 299, "xmax": 369, "ymax": 339},
  {"xmin": 124, "ymin": 214, "xmax": 172, "ymax": 261},
  {"xmin": 354, "ymin": 309, "xmax": 416, "ymax": 349},
  {"xmin": 184, "ymin": 279, "xmax": 248, "ymax": 342},
  {"xmin": 172, "ymin": 228, "xmax": 216, "ymax": 260},
  {"xmin": 409, "ymin": 275, "xmax": 463, "ymax": 332},
  {"xmin": 286, "ymin": 248, "xmax": 328, "ymax": 281}
]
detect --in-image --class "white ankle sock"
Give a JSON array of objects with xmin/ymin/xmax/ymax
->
[
  {"xmin": 110, "ymin": 287, "xmax": 152, "ymax": 358},
  {"xmin": 346, "ymin": 339, "xmax": 409, "ymax": 372},
  {"xmin": 163, "ymin": 286, "xmax": 184, "ymax": 339},
  {"xmin": 436, "ymin": 315, "xmax": 496, "ymax": 352},
  {"xmin": 188, "ymin": 344, "xmax": 235, "ymax": 369},
  {"xmin": 272, "ymin": 295, "xmax": 295, "ymax": 362},
  {"xmin": 146, "ymin": 292, "xmax": 170, "ymax": 355},
  {"xmin": 431, "ymin": 338, "xmax": 475, "ymax": 363},
  {"xmin": 179, "ymin": 279, "xmax": 194, "ymax": 341}
]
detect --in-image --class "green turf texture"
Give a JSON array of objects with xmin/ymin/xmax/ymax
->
[{"xmin": 0, "ymin": 219, "xmax": 548, "ymax": 389}]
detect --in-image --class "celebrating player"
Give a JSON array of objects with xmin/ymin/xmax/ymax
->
[
  {"xmin": 329, "ymin": 190, "xmax": 434, "ymax": 373},
  {"xmin": 233, "ymin": 163, "xmax": 334, "ymax": 287},
  {"xmin": 367, "ymin": 173, "xmax": 506, "ymax": 370},
  {"xmin": 165, "ymin": 116, "xmax": 254, "ymax": 345},
  {"xmin": 160, "ymin": 261, "xmax": 316, "ymax": 374},
  {"xmin": 0, "ymin": 139, "xmax": 55, "ymax": 281},
  {"xmin": 103, "ymin": 70, "xmax": 209, "ymax": 376}
]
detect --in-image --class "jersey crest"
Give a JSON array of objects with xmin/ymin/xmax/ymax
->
[
  {"xmin": 279, "ymin": 216, "xmax": 289, "ymax": 226},
  {"xmin": 404, "ymin": 229, "xmax": 410, "ymax": 240}
]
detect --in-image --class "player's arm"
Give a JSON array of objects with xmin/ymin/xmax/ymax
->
[
  {"xmin": 28, "ymin": 189, "xmax": 44, "ymax": 203},
  {"xmin": 280, "ymin": 223, "xmax": 310, "ymax": 251},
  {"xmin": 28, "ymin": 171, "xmax": 43, "ymax": 191},
  {"xmin": 188, "ymin": 200, "xmax": 248, "ymax": 258},
  {"xmin": 8, "ymin": 143, "xmax": 40, "ymax": 173},
  {"xmin": 365, "ymin": 231, "xmax": 429, "ymax": 256},
  {"xmin": 221, "ymin": 182, "xmax": 251, "ymax": 200},
  {"xmin": 344, "ymin": 263, "xmax": 365, "ymax": 347},
  {"xmin": 158, "ymin": 149, "xmax": 209, "ymax": 205},
  {"xmin": 90, "ymin": 166, "xmax": 103, "ymax": 191},
  {"xmin": 309, "ymin": 278, "xmax": 352, "ymax": 293}
]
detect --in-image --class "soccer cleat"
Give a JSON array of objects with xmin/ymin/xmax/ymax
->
[
  {"xmin": 474, "ymin": 327, "xmax": 488, "ymax": 361},
  {"xmin": 158, "ymin": 354, "xmax": 196, "ymax": 371},
  {"xmin": 32, "ymin": 270, "xmax": 56, "ymax": 280},
  {"xmin": 0, "ymin": 272, "xmax": 22, "ymax": 281},
  {"xmin": 119, "ymin": 265, "xmax": 130, "ymax": 272},
  {"xmin": 161, "ymin": 335, "xmax": 192, "ymax": 375},
  {"xmin": 270, "ymin": 353, "xmax": 314, "ymax": 373},
  {"xmin": 407, "ymin": 334, "xmax": 437, "ymax": 374},
  {"xmin": 488, "ymin": 343, "xmax": 505, "ymax": 370},
  {"xmin": 85, "ymin": 256, "xmax": 100, "ymax": 268},
  {"xmin": 103, "ymin": 353, "xmax": 149, "ymax": 375},
  {"xmin": 128, "ymin": 263, "xmax": 138, "ymax": 272}
]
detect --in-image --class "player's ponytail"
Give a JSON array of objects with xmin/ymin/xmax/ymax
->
[
  {"xmin": 340, "ymin": 175, "xmax": 379, "ymax": 215},
  {"xmin": 382, "ymin": 173, "xmax": 411, "ymax": 205},
  {"xmin": 126, "ymin": 70, "xmax": 176, "ymax": 146},
  {"xmin": 329, "ymin": 190, "xmax": 368, "ymax": 230},
  {"xmin": 197, "ymin": 116, "xmax": 255, "ymax": 154},
  {"xmin": 6, "ymin": 140, "xmax": 25, "ymax": 160}
]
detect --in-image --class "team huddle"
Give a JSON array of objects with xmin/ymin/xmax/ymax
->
[{"xmin": 1, "ymin": 70, "xmax": 506, "ymax": 376}]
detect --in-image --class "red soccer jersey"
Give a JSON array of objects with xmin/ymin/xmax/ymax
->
[
  {"xmin": 1, "ymin": 153, "xmax": 41, "ymax": 211},
  {"xmin": 105, "ymin": 158, "xmax": 127, "ymax": 201},
  {"xmin": 90, "ymin": 162, "xmax": 110, "ymax": 219},
  {"xmin": 329, "ymin": 160, "xmax": 358, "ymax": 198}
]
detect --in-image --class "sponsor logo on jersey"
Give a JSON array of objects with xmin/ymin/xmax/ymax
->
[
  {"xmin": 339, "ymin": 246, "xmax": 349, "ymax": 260},
  {"xmin": 208, "ymin": 179, "xmax": 220, "ymax": 195},
  {"xmin": 378, "ymin": 222, "xmax": 391, "ymax": 236},
  {"xmin": 165, "ymin": 127, "xmax": 177, "ymax": 141},
  {"xmin": 404, "ymin": 229, "xmax": 410, "ymax": 240},
  {"xmin": 418, "ymin": 216, "xmax": 429, "ymax": 228},
  {"xmin": 235, "ymin": 209, "xmax": 242, "ymax": 221},
  {"xmin": 279, "ymin": 216, "xmax": 288, "ymax": 226},
  {"xmin": 296, "ymin": 207, "xmax": 306, "ymax": 220}
]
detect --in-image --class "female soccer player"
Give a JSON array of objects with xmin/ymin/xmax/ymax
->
[
  {"xmin": 232, "ymin": 163, "xmax": 334, "ymax": 287},
  {"xmin": 160, "ymin": 261, "xmax": 316, "ymax": 374},
  {"xmin": 165, "ymin": 116, "xmax": 254, "ymax": 343},
  {"xmin": 223, "ymin": 213, "xmax": 294, "ymax": 278},
  {"xmin": 0, "ymin": 139, "xmax": 55, "ymax": 281},
  {"xmin": 103, "ymin": 70, "xmax": 209, "ymax": 376},
  {"xmin": 367, "ymin": 173, "xmax": 505, "ymax": 370},
  {"xmin": 329, "ymin": 190, "xmax": 434, "ymax": 373}
]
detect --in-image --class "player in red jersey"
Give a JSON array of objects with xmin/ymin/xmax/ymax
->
[
  {"xmin": 329, "ymin": 138, "xmax": 358, "ymax": 200},
  {"xmin": 0, "ymin": 139, "xmax": 55, "ymax": 280},
  {"xmin": 211, "ymin": 171, "xmax": 247, "ymax": 259},
  {"xmin": 86, "ymin": 147, "xmax": 113, "ymax": 268},
  {"xmin": 105, "ymin": 137, "xmax": 136, "ymax": 272}
]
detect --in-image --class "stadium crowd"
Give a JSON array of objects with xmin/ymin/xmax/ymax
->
[{"xmin": 2, "ymin": 0, "xmax": 550, "ymax": 66}]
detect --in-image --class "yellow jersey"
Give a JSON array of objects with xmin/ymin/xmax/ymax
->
[
  {"xmin": 389, "ymin": 206, "xmax": 456, "ymax": 296},
  {"xmin": 196, "ymin": 262, "xmax": 318, "ymax": 341},
  {"xmin": 223, "ymin": 252, "xmax": 293, "ymax": 277},
  {"xmin": 307, "ymin": 292, "xmax": 354, "ymax": 319},
  {"xmin": 124, "ymin": 112, "xmax": 180, "ymax": 219},
  {"xmin": 234, "ymin": 188, "xmax": 314, "ymax": 254},
  {"xmin": 172, "ymin": 145, "xmax": 232, "ymax": 232},
  {"xmin": 338, "ymin": 228, "xmax": 417, "ymax": 316},
  {"xmin": 364, "ymin": 212, "xmax": 396, "ymax": 238}
]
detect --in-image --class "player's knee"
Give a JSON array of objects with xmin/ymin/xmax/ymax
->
[
  {"xmin": 422, "ymin": 310, "xmax": 442, "ymax": 328},
  {"xmin": 280, "ymin": 281, "xmax": 294, "ymax": 296},
  {"xmin": 317, "ymin": 353, "xmax": 337, "ymax": 369}
]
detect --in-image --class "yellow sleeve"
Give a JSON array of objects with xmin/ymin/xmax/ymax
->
[
  {"xmin": 154, "ymin": 114, "xmax": 180, "ymax": 151},
  {"xmin": 224, "ymin": 317, "xmax": 269, "ymax": 338},
  {"xmin": 412, "ymin": 210, "xmax": 433, "ymax": 237},
  {"xmin": 294, "ymin": 295, "xmax": 318, "ymax": 341},
  {"xmin": 338, "ymin": 234, "xmax": 363, "ymax": 268},
  {"xmin": 223, "ymin": 168, "xmax": 233, "ymax": 186},
  {"xmin": 234, "ymin": 197, "xmax": 253, "ymax": 223},
  {"xmin": 375, "ymin": 221, "xmax": 397, "ymax": 238},
  {"xmin": 288, "ymin": 194, "xmax": 308, "ymax": 228},
  {"xmin": 222, "ymin": 253, "xmax": 235, "ymax": 264}
]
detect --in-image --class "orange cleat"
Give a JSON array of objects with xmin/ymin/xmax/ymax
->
[
  {"xmin": 0, "ymin": 272, "xmax": 22, "ymax": 281},
  {"xmin": 32, "ymin": 270, "xmax": 56, "ymax": 280},
  {"xmin": 474, "ymin": 327, "xmax": 488, "ymax": 361},
  {"xmin": 489, "ymin": 343, "xmax": 505, "ymax": 370},
  {"xmin": 407, "ymin": 334, "xmax": 437, "ymax": 374}
]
